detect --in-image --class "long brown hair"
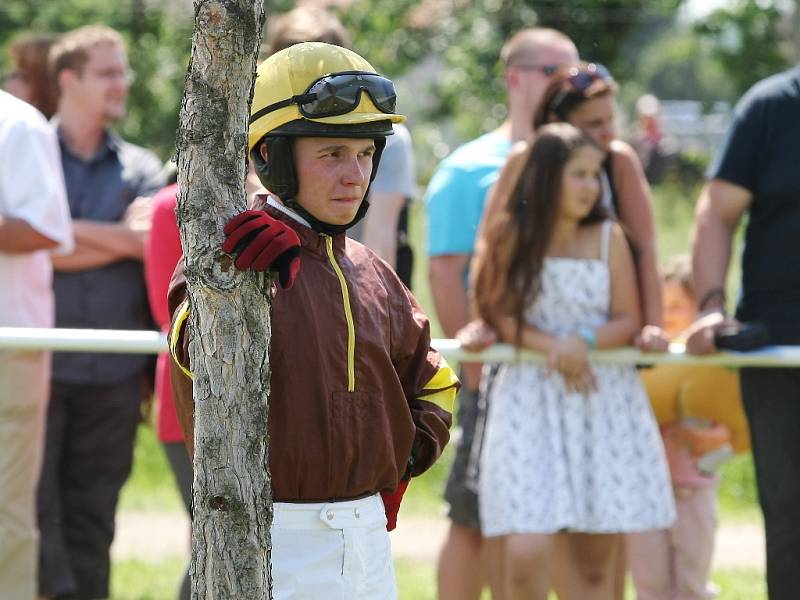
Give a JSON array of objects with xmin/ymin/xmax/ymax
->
[
  {"xmin": 8, "ymin": 33, "xmax": 61, "ymax": 119},
  {"xmin": 472, "ymin": 123, "xmax": 606, "ymax": 344}
]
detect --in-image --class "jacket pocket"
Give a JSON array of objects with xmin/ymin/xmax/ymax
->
[{"xmin": 330, "ymin": 391, "xmax": 395, "ymax": 494}]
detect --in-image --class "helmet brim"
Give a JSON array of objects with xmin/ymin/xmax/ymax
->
[{"xmin": 267, "ymin": 117, "xmax": 397, "ymax": 139}]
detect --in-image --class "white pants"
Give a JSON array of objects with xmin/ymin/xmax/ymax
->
[{"xmin": 271, "ymin": 494, "xmax": 396, "ymax": 600}]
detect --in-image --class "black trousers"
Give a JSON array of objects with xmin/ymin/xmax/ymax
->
[
  {"xmin": 37, "ymin": 376, "xmax": 141, "ymax": 599},
  {"xmin": 740, "ymin": 368, "xmax": 800, "ymax": 600}
]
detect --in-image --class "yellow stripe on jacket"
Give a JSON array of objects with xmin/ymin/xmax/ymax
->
[
  {"xmin": 324, "ymin": 235, "xmax": 356, "ymax": 392},
  {"xmin": 169, "ymin": 299, "xmax": 193, "ymax": 380}
]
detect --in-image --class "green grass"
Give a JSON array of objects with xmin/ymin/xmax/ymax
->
[
  {"xmin": 110, "ymin": 556, "xmax": 766, "ymax": 600},
  {"xmin": 110, "ymin": 557, "xmax": 185, "ymax": 600},
  {"xmin": 118, "ymin": 419, "xmax": 184, "ymax": 513}
]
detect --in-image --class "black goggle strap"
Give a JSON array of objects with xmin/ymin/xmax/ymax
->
[{"xmin": 249, "ymin": 94, "xmax": 316, "ymax": 125}]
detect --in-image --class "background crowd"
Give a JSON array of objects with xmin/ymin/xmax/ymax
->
[{"xmin": 1, "ymin": 1, "xmax": 799, "ymax": 599}]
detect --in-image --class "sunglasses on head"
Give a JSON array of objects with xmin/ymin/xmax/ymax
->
[
  {"xmin": 563, "ymin": 63, "xmax": 613, "ymax": 92},
  {"xmin": 250, "ymin": 71, "xmax": 397, "ymax": 125},
  {"xmin": 547, "ymin": 63, "xmax": 614, "ymax": 116}
]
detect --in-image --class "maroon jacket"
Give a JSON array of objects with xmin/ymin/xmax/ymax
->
[{"xmin": 168, "ymin": 199, "xmax": 457, "ymax": 501}]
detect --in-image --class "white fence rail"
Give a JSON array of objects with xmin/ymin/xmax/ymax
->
[{"xmin": 2, "ymin": 327, "xmax": 800, "ymax": 367}]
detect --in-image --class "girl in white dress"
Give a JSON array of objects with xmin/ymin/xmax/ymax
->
[{"xmin": 469, "ymin": 123, "xmax": 674, "ymax": 600}]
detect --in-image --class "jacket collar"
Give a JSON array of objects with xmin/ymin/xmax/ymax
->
[{"xmin": 260, "ymin": 194, "xmax": 346, "ymax": 256}]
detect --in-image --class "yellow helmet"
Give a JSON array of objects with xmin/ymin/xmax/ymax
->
[{"xmin": 248, "ymin": 42, "xmax": 406, "ymax": 153}]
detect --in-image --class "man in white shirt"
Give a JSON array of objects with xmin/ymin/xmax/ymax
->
[{"xmin": 0, "ymin": 89, "xmax": 73, "ymax": 600}]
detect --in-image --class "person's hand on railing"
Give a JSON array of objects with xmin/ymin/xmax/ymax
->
[
  {"xmin": 685, "ymin": 311, "xmax": 738, "ymax": 355},
  {"xmin": 547, "ymin": 335, "xmax": 597, "ymax": 394},
  {"xmin": 456, "ymin": 319, "xmax": 498, "ymax": 352},
  {"xmin": 635, "ymin": 325, "xmax": 670, "ymax": 352},
  {"xmin": 455, "ymin": 319, "xmax": 499, "ymax": 392}
]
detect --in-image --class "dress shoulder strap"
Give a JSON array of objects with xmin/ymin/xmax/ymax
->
[{"xmin": 600, "ymin": 220, "xmax": 612, "ymax": 265}]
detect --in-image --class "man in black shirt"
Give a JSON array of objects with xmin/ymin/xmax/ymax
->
[{"xmin": 687, "ymin": 65, "xmax": 800, "ymax": 599}]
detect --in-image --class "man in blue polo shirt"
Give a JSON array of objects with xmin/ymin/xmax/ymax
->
[
  {"xmin": 687, "ymin": 64, "xmax": 800, "ymax": 600},
  {"xmin": 425, "ymin": 27, "xmax": 578, "ymax": 600},
  {"xmin": 37, "ymin": 25, "xmax": 164, "ymax": 600}
]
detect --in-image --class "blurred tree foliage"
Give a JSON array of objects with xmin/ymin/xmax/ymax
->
[
  {"xmin": 2, "ymin": 0, "xmax": 796, "ymax": 167},
  {"xmin": 695, "ymin": 0, "xmax": 792, "ymax": 99},
  {"xmin": 340, "ymin": 0, "xmax": 685, "ymax": 146},
  {"xmin": 0, "ymin": 0, "xmax": 193, "ymax": 160},
  {"xmin": 632, "ymin": 31, "xmax": 737, "ymax": 110}
]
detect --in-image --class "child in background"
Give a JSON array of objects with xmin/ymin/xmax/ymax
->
[
  {"xmin": 628, "ymin": 254, "xmax": 750, "ymax": 600},
  {"xmin": 469, "ymin": 123, "xmax": 674, "ymax": 600}
]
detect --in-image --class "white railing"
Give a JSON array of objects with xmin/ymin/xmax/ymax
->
[{"xmin": 2, "ymin": 327, "xmax": 800, "ymax": 367}]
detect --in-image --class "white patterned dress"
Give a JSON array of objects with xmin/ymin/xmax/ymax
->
[{"xmin": 479, "ymin": 222, "xmax": 675, "ymax": 536}]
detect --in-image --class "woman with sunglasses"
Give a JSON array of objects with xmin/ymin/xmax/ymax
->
[
  {"xmin": 472, "ymin": 64, "xmax": 661, "ymax": 334},
  {"xmin": 533, "ymin": 63, "xmax": 662, "ymax": 332},
  {"xmin": 469, "ymin": 63, "xmax": 662, "ymax": 349}
]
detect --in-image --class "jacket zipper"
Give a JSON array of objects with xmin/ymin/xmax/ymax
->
[{"xmin": 324, "ymin": 235, "xmax": 356, "ymax": 392}]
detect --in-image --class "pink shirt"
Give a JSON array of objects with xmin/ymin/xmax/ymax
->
[{"xmin": 143, "ymin": 183, "xmax": 184, "ymax": 442}]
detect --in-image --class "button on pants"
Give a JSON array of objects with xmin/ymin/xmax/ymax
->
[{"xmin": 271, "ymin": 494, "xmax": 396, "ymax": 600}]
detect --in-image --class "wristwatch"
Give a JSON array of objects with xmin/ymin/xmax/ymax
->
[{"xmin": 577, "ymin": 326, "xmax": 597, "ymax": 349}]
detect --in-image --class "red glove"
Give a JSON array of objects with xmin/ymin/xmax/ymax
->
[
  {"xmin": 381, "ymin": 479, "xmax": 409, "ymax": 532},
  {"xmin": 222, "ymin": 210, "xmax": 301, "ymax": 288}
]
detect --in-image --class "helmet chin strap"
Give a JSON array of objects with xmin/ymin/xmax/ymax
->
[{"xmin": 285, "ymin": 194, "xmax": 371, "ymax": 236}]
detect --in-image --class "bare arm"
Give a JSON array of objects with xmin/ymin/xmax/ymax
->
[
  {"xmin": 53, "ymin": 197, "xmax": 152, "ymax": 272},
  {"xmin": 610, "ymin": 141, "xmax": 662, "ymax": 327},
  {"xmin": 429, "ymin": 254, "xmax": 471, "ymax": 339},
  {"xmin": 52, "ymin": 243, "xmax": 123, "ymax": 271},
  {"xmin": 361, "ymin": 191, "xmax": 405, "ymax": 268},
  {"xmin": 691, "ymin": 179, "xmax": 751, "ymax": 313},
  {"xmin": 72, "ymin": 220, "xmax": 146, "ymax": 259},
  {"xmin": 685, "ymin": 179, "xmax": 752, "ymax": 354},
  {"xmin": 495, "ymin": 316, "xmax": 558, "ymax": 353},
  {"xmin": 596, "ymin": 222, "xmax": 642, "ymax": 348},
  {"xmin": 429, "ymin": 253, "xmax": 482, "ymax": 390},
  {"xmin": 0, "ymin": 215, "xmax": 59, "ymax": 253}
]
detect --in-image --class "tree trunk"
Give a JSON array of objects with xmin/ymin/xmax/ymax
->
[{"xmin": 175, "ymin": 1, "xmax": 271, "ymax": 598}]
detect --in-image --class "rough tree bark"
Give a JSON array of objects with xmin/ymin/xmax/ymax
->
[{"xmin": 175, "ymin": 1, "xmax": 272, "ymax": 598}]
